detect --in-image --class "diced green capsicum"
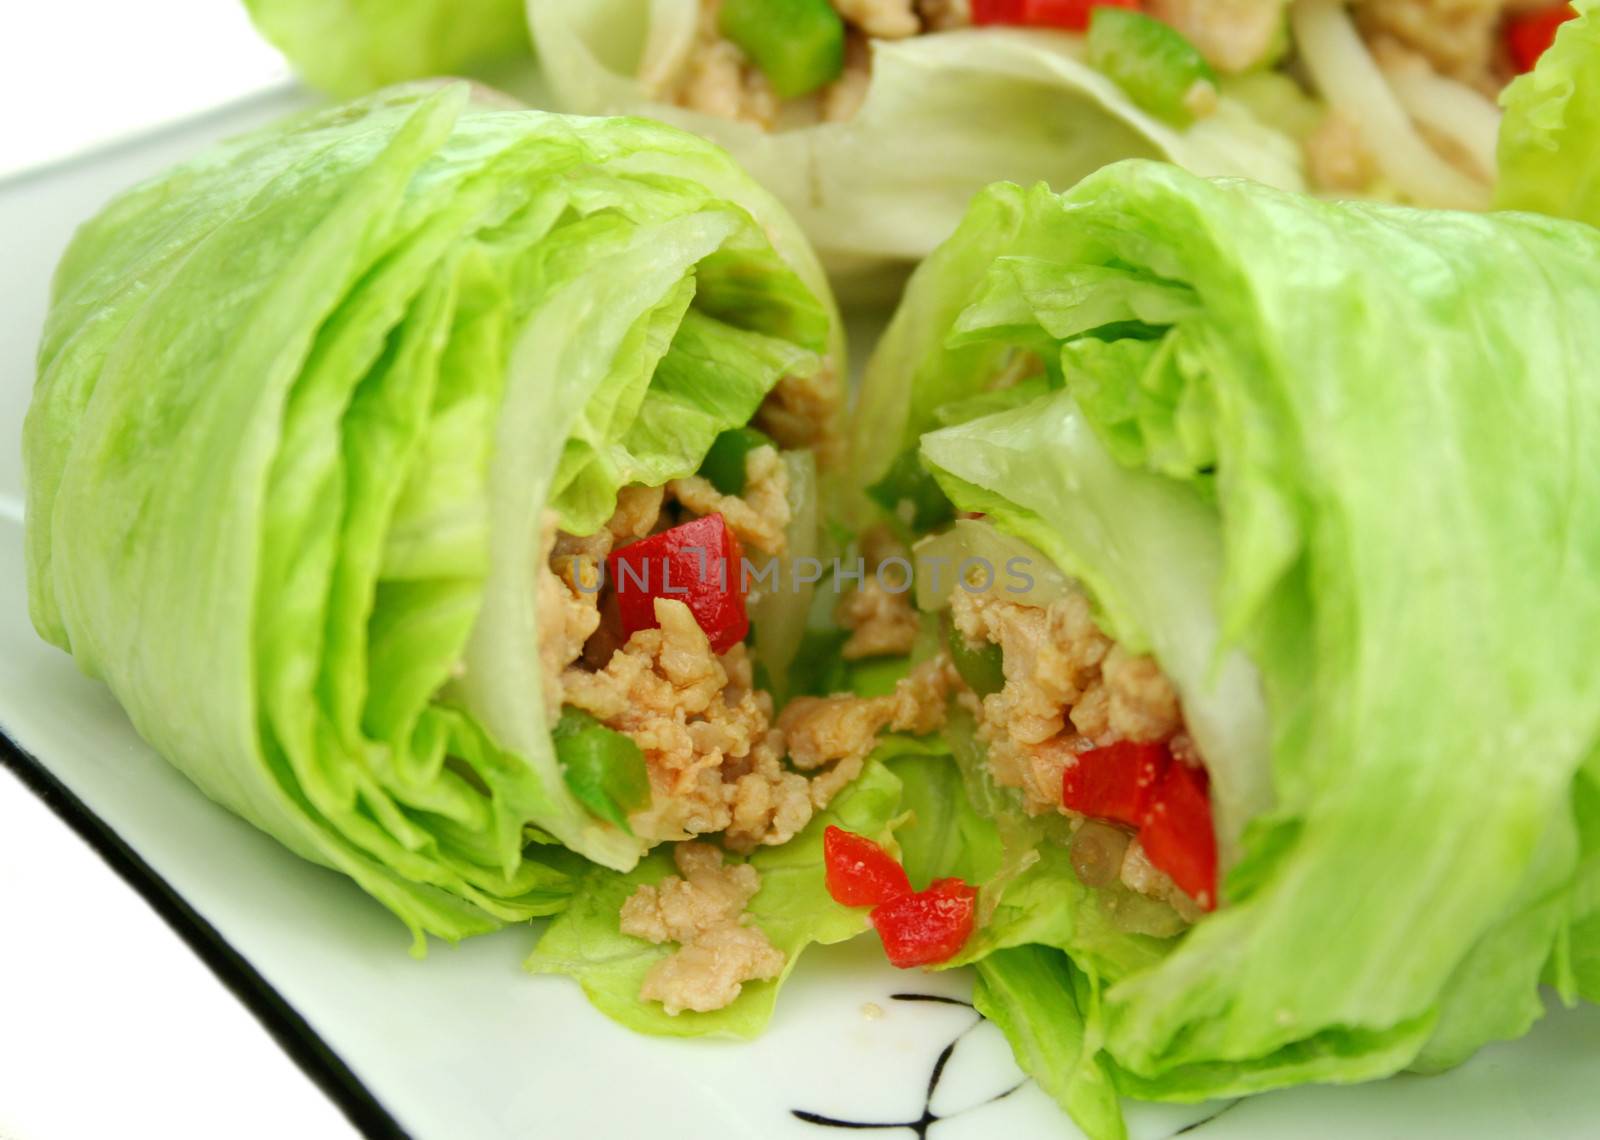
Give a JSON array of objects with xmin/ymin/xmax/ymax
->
[
  {"xmin": 867, "ymin": 448, "xmax": 956, "ymax": 534},
  {"xmin": 943, "ymin": 612, "xmax": 1006, "ymax": 697},
  {"xmin": 719, "ymin": 0, "xmax": 846, "ymax": 99},
  {"xmin": 699, "ymin": 426, "xmax": 775, "ymax": 496},
  {"xmin": 553, "ymin": 709, "xmax": 651, "ymax": 833},
  {"xmin": 1087, "ymin": 8, "xmax": 1219, "ymax": 127}
]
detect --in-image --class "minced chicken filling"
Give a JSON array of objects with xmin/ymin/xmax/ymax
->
[
  {"xmin": 754, "ymin": 365, "xmax": 845, "ymax": 469},
  {"xmin": 673, "ymin": 0, "xmax": 968, "ymax": 127},
  {"xmin": 610, "ymin": 658, "xmax": 955, "ymax": 1016},
  {"xmin": 836, "ymin": 525, "xmax": 920, "ymax": 661},
  {"xmin": 620, "ymin": 842, "xmax": 785, "ymax": 1015},
  {"xmin": 539, "ymin": 450, "xmax": 951, "ymax": 851},
  {"xmin": 947, "ymin": 587, "xmax": 1205, "ymax": 921},
  {"xmin": 669, "ymin": 0, "xmax": 1531, "ymax": 198}
]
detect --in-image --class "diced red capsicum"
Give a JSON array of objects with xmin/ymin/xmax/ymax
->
[
  {"xmin": 823, "ymin": 827, "xmax": 976, "ymax": 967},
  {"xmin": 1137, "ymin": 759, "xmax": 1217, "ymax": 910},
  {"xmin": 1505, "ymin": 5, "xmax": 1578, "ymax": 72},
  {"xmin": 1061, "ymin": 739, "xmax": 1218, "ymax": 909},
  {"xmin": 607, "ymin": 514, "xmax": 748, "ymax": 654},
  {"xmin": 972, "ymin": 0, "xmax": 1140, "ymax": 31},
  {"xmin": 1061, "ymin": 740, "xmax": 1169, "ymax": 828},
  {"xmin": 824, "ymin": 825, "xmax": 912, "ymax": 906},
  {"xmin": 872, "ymin": 878, "xmax": 979, "ymax": 968}
]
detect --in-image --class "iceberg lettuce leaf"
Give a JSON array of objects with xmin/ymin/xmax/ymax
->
[
  {"xmin": 857, "ymin": 160, "xmax": 1600, "ymax": 1094},
  {"xmin": 973, "ymin": 946, "xmax": 1126, "ymax": 1140},
  {"xmin": 24, "ymin": 85, "xmax": 839, "ymax": 942}
]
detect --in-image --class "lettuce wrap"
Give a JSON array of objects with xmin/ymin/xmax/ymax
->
[
  {"xmin": 21, "ymin": 83, "xmax": 879, "ymax": 958},
  {"xmin": 527, "ymin": 0, "xmax": 1306, "ymax": 279},
  {"xmin": 847, "ymin": 160, "xmax": 1600, "ymax": 1135},
  {"xmin": 524, "ymin": 0, "xmax": 1563, "ymax": 282}
]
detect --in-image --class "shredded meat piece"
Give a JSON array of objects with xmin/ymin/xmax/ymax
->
[
  {"xmin": 755, "ymin": 363, "xmax": 843, "ymax": 468},
  {"xmin": 1144, "ymin": 0, "xmax": 1288, "ymax": 74},
  {"xmin": 823, "ymin": 33, "xmax": 874, "ymax": 123},
  {"xmin": 1072, "ymin": 647, "xmax": 1183, "ymax": 745},
  {"xmin": 609, "ymin": 484, "xmax": 667, "ymax": 543},
  {"xmin": 950, "ymin": 581, "xmax": 1209, "ymax": 916},
  {"xmin": 540, "ymin": 479, "xmax": 914, "ymax": 851},
  {"xmin": 670, "ymin": 444, "xmax": 792, "ymax": 556},
  {"xmin": 951, "ymin": 588, "xmax": 1110, "ymax": 752},
  {"xmin": 1353, "ymin": 0, "xmax": 1509, "ymax": 90},
  {"xmin": 951, "ymin": 588, "xmax": 1179, "ymax": 811},
  {"xmin": 833, "ymin": 0, "xmax": 921, "ymax": 38},
  {"xmin": 675, "ymin": 3, "xmax": 779, "ymax": 127},
  {"xmin": 638, "ymin": 926, "xmax": 785, "ymax": 1014},
  {"xmin": 549, "ymin": 484, "xmax": 666, "ymax": 589},
  {"xmin": 621, "ymin": 841, "xmax": 758, "ymax": 941},
  {"xmin": 917, "ymin": 0, "xmax": 971, "ymax": 32},
  {"xmin": 780, "ymin": 656, "xmax": 954, "ymax": 805},
  {"xmin": 537, "ymin": 513, "xmax": 602, "ymax": 720},
  {"xmin": 1304, "ymin": 111, "xmax": 1377, "ymax": 192},
  {"xmin": 836, "ymin": 523, "xmax": 918, "ymax": 660},
  {"xmin": 561, "ymin": 595, "xmax": 906, "ymax": 852},
  {"xmin": 724, "ymin": 731, "xmax": 815, "ymax": 853},
  {"xmin": 837, "ymin": 578, "xmax": 919, "ymax": 660},
  {"xmin": 564, "ymin": 598, "xmax": 794, "ymax": 846},
  {"xmin": 621, "ymin": 843, "xmax": 785, "ymax": 1014},
  {"xmin": 1119, "ymin": 838, "xmax": 1206, "ymax": 924}
]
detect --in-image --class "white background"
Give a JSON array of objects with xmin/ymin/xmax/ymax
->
[
  {"xmin": 0, "ymin": 0, "xmax": 288, "ymax": 180},
  {"xmin": 0, "ymin": 3, "xmax": 356, "ymax": 1138}
]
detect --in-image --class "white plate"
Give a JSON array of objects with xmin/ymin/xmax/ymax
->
[{"xmin": 1, "ymin": 93, "xmax": 1596, "ymax": 1140}]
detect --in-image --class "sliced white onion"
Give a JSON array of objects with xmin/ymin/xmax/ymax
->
[
  {"xmin": 637, "ymin": 0, "xmax": 700, "ymax": 96},
  {"xmin": 1382, "ymin": 60, "xmax": 1502, "ymax": 182},
  {"xmin": 1290, "ymin": 0, "xmax": 1490, "ymax": 210},
  {"xmin": 912, "ymin": 518, "xmax": 1076, "ymax": 613}
]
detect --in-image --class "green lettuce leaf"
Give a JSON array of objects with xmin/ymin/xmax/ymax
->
[
  {"xmin": 24, "ymin": 84, "xmax": 838, "ymax": 945},
  {"xmin": 524, "ymin": 756, "xmax": 903, "ymax": 1037},
  {"xmin": 883, "ymin": 749, "xmax": 1002, "ymax": 890},
  {"xmin": 856, "ymin": 160, "xmax": 1600, "ymax": 1096},
  {"xmin": 527, "ymin": 0, "xmax": 1303, "ymax": 282},
  {"xmin": 244, "ymin": 0, "xmax": 533, "ymax": 97},
  {"xmin": 1496, "ymin": 0, "xmax": 1600, "ymax": 226},
  {"xmin": 973, "ymin": 946, "xmax": 1125, "ymax": 1140}
]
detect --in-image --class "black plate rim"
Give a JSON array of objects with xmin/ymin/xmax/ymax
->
[{"xmin": 0, "ymin": 726, "xmax": 409, "ymax": 1140}]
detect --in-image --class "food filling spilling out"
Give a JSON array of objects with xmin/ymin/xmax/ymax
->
[
  {"xmin": 945, "ymin": 584, "xmax": 1216, "ymax": 921},
  {"xmin": 535, "ymin": 370, "xmax": 969, "ymax": 1012},
  {"xmin": 559, "ymin": 352, "xmax": 1229, "ymax": 1009},
  {"xmin": 824, "ymin": 511, "xmax": 1220, "ymax": 970},
  {"xmin": 661, "ymin": 0, "xmax": 1577, "ymax": 203}
]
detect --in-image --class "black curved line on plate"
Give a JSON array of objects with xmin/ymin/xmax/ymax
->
[
  {"xmin": 0, "ymin": 729, "xmax": 408, "ymax": 1140},
  {"xmin": 1172, "ymin": 1098, "xmax": 1243, "ymax": 1136},
  {"xmin": 888, "ymin": 992, "xmax": 975, "ymax": 1008},
  {"xmin": 792, "ymin": 992, "xmax": 1024, "ymax": 1137}
]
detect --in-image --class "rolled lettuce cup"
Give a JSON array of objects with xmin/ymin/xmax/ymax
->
[
  {"xmin": 22, "ymin": 83, "xmax": 890, "ymax": 955},
  {"xmin": 850, "ymin": 162, "xmax": 1600, "ymax": 1113},
  {"xmin": 527, "ymin": 0, "xmax": 1305, "ymax": 275}
]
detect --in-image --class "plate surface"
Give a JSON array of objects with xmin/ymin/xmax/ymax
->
[{"xmin": 1, "ymin": 95, "xmax": 1596, "ymax": 1140}]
